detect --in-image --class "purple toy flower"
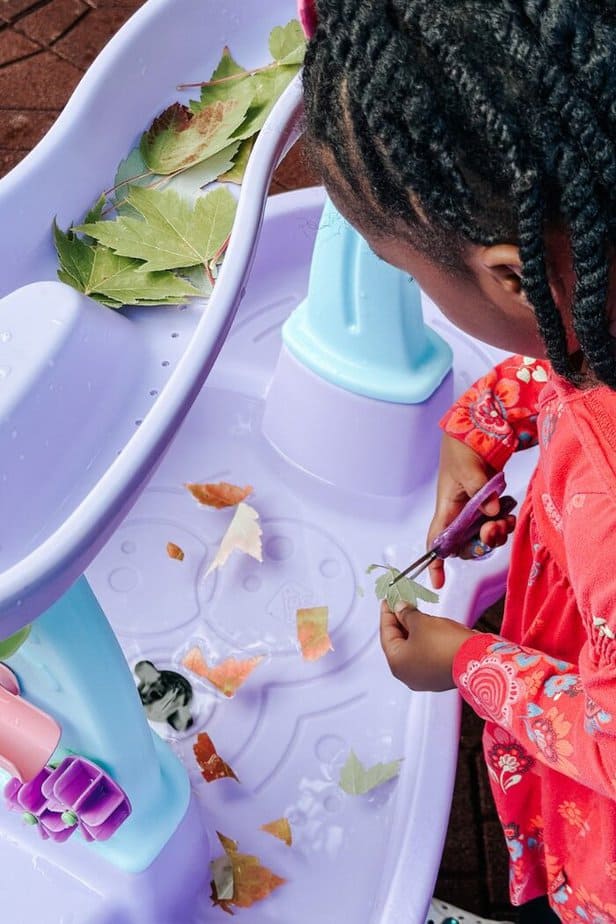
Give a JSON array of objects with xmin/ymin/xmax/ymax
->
[{"xmin": 5, "ymin": 756, "xmax": 131, "ymax": 843}]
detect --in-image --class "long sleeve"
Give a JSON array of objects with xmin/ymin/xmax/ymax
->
[
  {"xmin": 453, "ymin": 486, "xmax": 616, "ymax": 799},
  {"xmin": 440, "ymin": 355, "xmax": 549, "ymax": 470}
]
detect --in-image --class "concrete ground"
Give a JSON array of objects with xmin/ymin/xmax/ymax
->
[{"xmin": 0, "ymin": 1, "xmax": 515, "ymax": 918}]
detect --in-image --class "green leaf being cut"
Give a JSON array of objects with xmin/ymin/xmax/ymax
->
[
  {"xmin": 140, "ymin": 89, "xmax": 252, "ymax": 175},
  {"xmin": 339, "ymin": 750, "xmax": 402, "ymax": 796},
  {"xmin": 269, "ymin": 20, "xmax": 306, "ymax": 66},
  {"xmin": 367, "ymin": 563, "xmax": 439, "ymax": 610},
  {"xmin": 54, "ymin": 223, "xmax": 200, "ymax": 306},
  {"xmin": 77, "ymin": 185, "xmax": 237, "ymax": 273}
]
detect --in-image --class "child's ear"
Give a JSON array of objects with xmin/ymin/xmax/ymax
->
[{"xmin": 478, "ymin": 244, "xmax": 527, "ymax": 300}]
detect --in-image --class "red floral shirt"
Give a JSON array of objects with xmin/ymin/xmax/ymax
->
[{"xmin": 443, "ymin": 355, "xmax": 616, "ymax": 918}]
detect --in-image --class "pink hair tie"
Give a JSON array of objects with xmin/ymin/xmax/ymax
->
[{"xmin": 298, "ymin": 0, "xmax": 318, "ymax": 37}]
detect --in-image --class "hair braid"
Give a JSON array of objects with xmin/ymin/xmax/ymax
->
[{"xmin": 303, "ymin": 0, "xmax": 616, "ymax": 387}]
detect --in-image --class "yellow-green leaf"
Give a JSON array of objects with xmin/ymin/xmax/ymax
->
[
  {"xmin": 219, "ymin": 137, "xmax": 254, "ymax": 184},
  {"xmin": 269, "ymin": 20, "xmax": 306, "ymax": 65},
  {"xmin": 339, "ymin": 750, "xmax": 402, "ymax": 796}
]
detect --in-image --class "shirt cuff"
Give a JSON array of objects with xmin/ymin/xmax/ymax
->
[
  {"xmin": 452, "ymin": 631, "xmax": 506, "ymax": 720},
  {"xmin": 440, "ymin": 410, "xmax": 516, "ymax": 470}
]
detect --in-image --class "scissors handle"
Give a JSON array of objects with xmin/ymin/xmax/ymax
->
[
  {"xmin": 433, "ymin": 471, "xmax": 511, "ymax": 558},
  {"xmin": 390, "ymin": 472, "xmax": 517, "ymax": 588}
]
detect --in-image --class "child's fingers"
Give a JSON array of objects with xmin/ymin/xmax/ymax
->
[
  {"xmin": 478, "ymin": 492, "xmax": 501, "ymax": 517},
  {"xmin": 428, "ymin": 556, "xmax": 445, "ymax": 590},
  {"xmin": 379, "ymin": 601, "xmax": 408, "ymax": 652},
  {"xmin": 478, "ymin": 514, "xmax": 517, "ymax": 547}
]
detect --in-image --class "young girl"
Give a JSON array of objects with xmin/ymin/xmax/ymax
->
[{"xmin": 299, "ymin": 1, "xmax": 616, "ymax": 921}]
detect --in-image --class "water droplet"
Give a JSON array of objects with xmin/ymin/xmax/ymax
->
[{"xmin": 121, "ymin": 540, "xmax": 136, "ymax": 554}]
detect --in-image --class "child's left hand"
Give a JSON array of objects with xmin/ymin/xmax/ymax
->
[{"xmin": 379, "ymin": 600, "xmax": 474, "ymax": 692}]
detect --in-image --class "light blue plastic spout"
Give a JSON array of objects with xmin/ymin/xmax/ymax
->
[
  {"xmin": 7, "ymin": 576, "xmax": 190, "ymax": 872},
  {"xmin": 282, "ymin": 197, "xmax": 453, "ymax": 403}
]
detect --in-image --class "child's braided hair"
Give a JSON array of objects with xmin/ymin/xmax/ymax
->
[{"xmin": 302, "ymin": 0, "xmax": 616, "ymax": 388}]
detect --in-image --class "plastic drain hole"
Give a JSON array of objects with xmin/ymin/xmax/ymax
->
[
  {"xmin": 171, "ymin": 332, "xmax": 179, "ymax": 339},
  {"xmin": 161, "ymin": 360, "xmax": 170, "ymax": 367},
  {"xmin": 149, "ymin": 389, "xmax": 158, "ymax": 397}
]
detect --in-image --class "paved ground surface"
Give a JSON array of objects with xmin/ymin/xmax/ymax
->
[{"xmin": 0, "ymin": 1, "xmax": 516, "ymax": 919}]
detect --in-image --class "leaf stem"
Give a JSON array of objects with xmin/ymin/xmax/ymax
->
[
  {"xmin": 177, "ymin": 62, "xmax": 275, "ymax": 91},
  {"xmin": 211, "ymin": 234, "xmax": 231, "ymax": 265},
  {"xmin": 103, "ymin": 169, "xmax": 153, "ymax": 198},
  {"xmin": 101, "ymin": 165, "xmax": 190, "ymax": 217},
  {"xmin": 205, "ymin": 262, "xmax": 216, "ymax": 288}
]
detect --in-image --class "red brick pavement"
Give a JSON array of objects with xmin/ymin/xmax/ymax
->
[{"xmin": 0, "ymin": 2, "xmax": 515, "ymax": 918}]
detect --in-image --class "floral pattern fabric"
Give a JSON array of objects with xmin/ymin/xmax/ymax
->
[
  {"xmin": 445, "ymin": 355, "xmax": 616, "ymax": 915},
  {"xmin": 440, "ymin": 354, "xmax": 549, "ymax": 469}
]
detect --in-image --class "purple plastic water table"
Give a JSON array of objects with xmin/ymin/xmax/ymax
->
[{"xmin": 0, "ymin": 1, "xmax": 538, "ymax": 921}]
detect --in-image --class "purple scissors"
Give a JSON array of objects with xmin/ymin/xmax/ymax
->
[{"xmin": 390, "ymin": 471, "xmax": 517, "ymax": 586}]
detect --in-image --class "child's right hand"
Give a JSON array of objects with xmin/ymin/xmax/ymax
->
[{"xmin": 427, "ymin": 434, "xmax": 517, "ymax": 589}]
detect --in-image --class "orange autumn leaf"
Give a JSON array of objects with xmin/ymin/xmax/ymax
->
[
  {"xmin": 194, "ymin": 732, "xmax": 239, "ymax": 783},
  {"xmin": 166, "ymin": 542, "xmax": 185, "ymax": 561},
  {"xmin": 260, "ymin": 817, "xmax": 292, "ymax": 847},
  {"xmin": 296, "ymin": 606, "xmax": 333, "ymax": 661},
  {"xmin": 211, "ymin": 831, "xmax": 286, "ymax": 913},
  {"xmin": 182, "ymin": 646, "xmax": 264, "ymax": 697},
  {"xmin": 185, "ymin": 480, "xmax": 253, "ymax": 509}
]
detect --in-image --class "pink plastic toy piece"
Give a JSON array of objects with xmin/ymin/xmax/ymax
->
[
  {"xmin": 5, "ymin": 756, "xmax": 131, "ymax": 843},
  {"xmin": 0, "ymin": 683, "xmax": 61, "ymax": 782}
]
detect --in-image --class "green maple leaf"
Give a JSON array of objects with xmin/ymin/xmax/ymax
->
[
  {"xmin": 114, "ymin": 141, "xmax": 239, "ymax": 216},
  {"xmin": 140, "ymin": 89, "xmax": 252, "ymax": 175},
  {"xmin": 191, "ymin": 32, "xmax": 302, "ymax": 145},
  {"xmin": 191, "ymin": 47, "xmax": 251, "ymax": 112},
  {"xmin": 54, "ymin": 222, "xmax": 200, "ymax": 306},
  {"xmin": 269, "ymin": 20, "xmax": 306, "ymax": 66},
  {"xmin": 232, "ymin": 66, "xmax": 298, "ymax": 142},
  {"xmin": 339, "ymin": 750, "xmax": 402, "ymax": 796},
  {"xmin": 77, "ymin": 185, "xmax": 237, "ymax": 273},
  {"xmin": 219, "ymin": 137, "xmax": 254, "ymax": 184},
  {"xmin": 367, "ymin": 563, "xmax": 439, "ymax": 610},
  {"xmin": 83, "ymin": 194, "xmax": 106, "ymax": 225}
]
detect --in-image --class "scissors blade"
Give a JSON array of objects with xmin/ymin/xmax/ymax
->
[{"xmin": 389, "ymin": 549, "xmax": 437, "ymax": 585}]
